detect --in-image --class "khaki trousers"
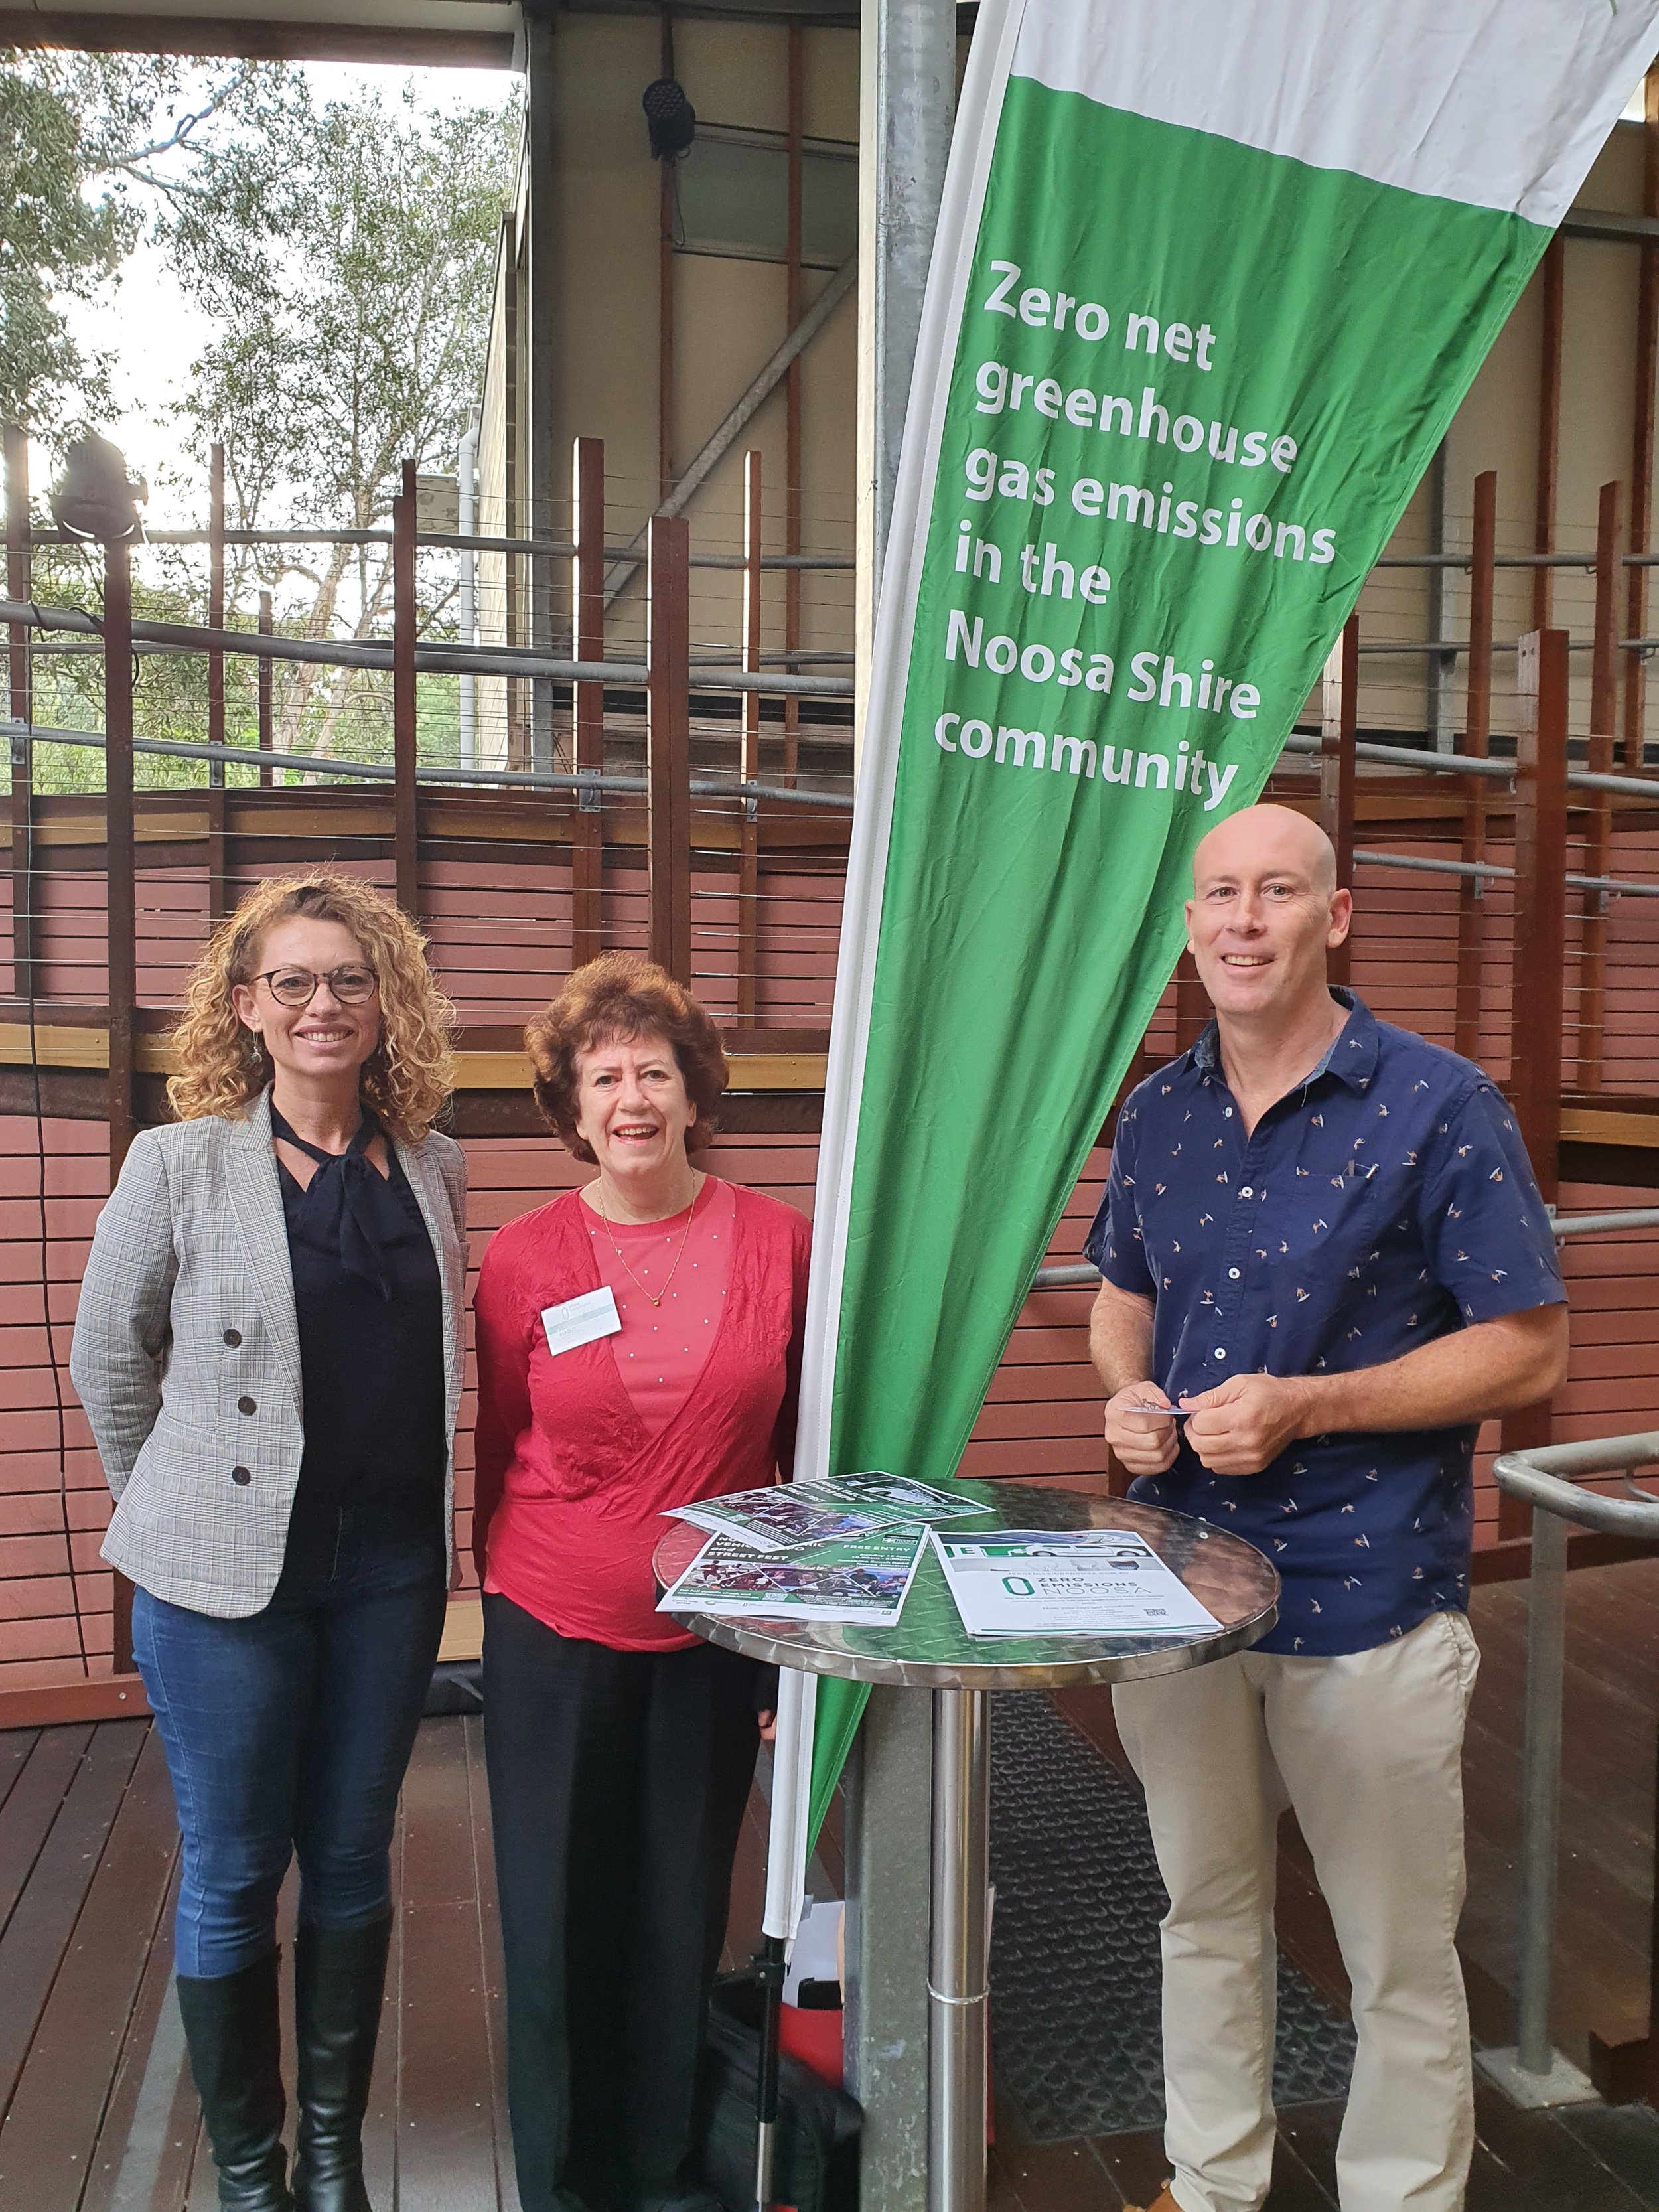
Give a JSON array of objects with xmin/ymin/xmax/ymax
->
[{"xmin": 1112, "ymin": 1610, "xmax": 1480, "ymax": 2212}]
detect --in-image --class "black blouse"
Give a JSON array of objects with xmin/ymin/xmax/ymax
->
[{"xmin": 272, "ymin": 1108, "xmax": 446, "ymax": 1581}]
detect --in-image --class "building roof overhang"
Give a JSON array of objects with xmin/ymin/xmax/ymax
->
[
  {"xmin": 0, "ymin": 0, "xmax": 870, "ymax": 64},
  {"xmin": 1, "ymin": 0, "xmax": 520, "ymax": 64}
]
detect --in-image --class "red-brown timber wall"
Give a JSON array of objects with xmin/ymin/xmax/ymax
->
[{"xmin": 4, "ymin": 820, "xmax": 1659, "ymax": 1696}]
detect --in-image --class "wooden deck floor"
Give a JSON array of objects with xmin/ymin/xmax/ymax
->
[{"xmin": 4, "ymin": 1564, "xmax": 1659, "ymax": 2211}]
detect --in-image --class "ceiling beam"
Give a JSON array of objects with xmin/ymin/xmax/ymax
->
[{"xmin": 0, "ymin": 1, "xmax": 515, "ymax": 62}]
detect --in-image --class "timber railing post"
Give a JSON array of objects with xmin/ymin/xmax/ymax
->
[
  {"xmin": 738, "ymin": 449, "xmax": 763, "ymax": 1020},
  {"xmin": 5, "ymin": 425, "xmax": 34, "ymax": 1001},
  {"xmin": 1534, "ymin": 235, "xmax": 1564, "ymax": 631},
  {"xmin": 106, "ymin": 530, "xmax": 138, "ymax": 1674},
  {"xmin": 1321, "ymin": 611, "xmax": 1358, "ymax": 986},
  {"xmin": 207, "ymin": 441, "xmax": 228, "ymax": 922},
  {"xmin": 1628, "ymin": 63, "xmax": 1659, "ymax": 774},
  {"xmin": 1579, "ymin": 481, "xmax": 1621, "ymax": 1090},
  {"xmin": 393, "ymin": 459, "xmax": 418, "ymax": 917},
  {"xmin": 1173, "ymin": 952, "xmax": 1207, "ymax": 1052},
  {"xmin": 106, "ymin": 538, "xmax": 137, "ymax": 1177},
  {"xmin": 1501, "ymin": 627, "xmax": 1569, "ymax": 1537},
  {"xmin": 257, "ymin": 590, "xmax": 273, "ymax": 788},
  {"xmin": 1455, "ymin": 471, "xmax": 1496, "ymax": 1063},
  {"xmin": 572, "ymin": 437, "xmax": 606, "ymax": 972},
  {"xmin": 647, "ymin": 514, "xmax": 692, "ymax": 983}
]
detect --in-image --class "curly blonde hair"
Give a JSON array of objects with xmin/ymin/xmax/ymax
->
[{"xmin": 167, "ymin": 873, "xmax": 457, "ymax": 1142}]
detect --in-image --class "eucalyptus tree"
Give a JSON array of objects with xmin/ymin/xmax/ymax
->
[
  {"xmin": 9, "ymin": 58, "xmax": 518, "ymax": 779},
  {"xmin": 0, "ymin": 52, "xmax": 271, "ymax": 432}
]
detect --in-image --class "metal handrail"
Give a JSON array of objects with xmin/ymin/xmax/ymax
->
[
  {"xmin": 1279, "ymin": 725, "xmax": 1659, "ymax": 799},
  {"xmin": 0, "ymin": 597, "xmax": 858, "ymax": 700},
  {"xmin": 1486, "ymin": 1434, "xmax": 1659, "ymax": 2104},
  {"xmin": 1352, "ymin": 846, "xmax": 1659, "ymax": 900},
  {"xmin": 1545, "ymin": 1206, "xmax": 1659, "ymax": 1236},
  {"xmin": 29, "ymin": 524, "xmax": 855, "ymax": 570}
]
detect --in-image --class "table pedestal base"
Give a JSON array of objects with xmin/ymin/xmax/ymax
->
[
  {"xmin": 928, "ymin": 1688, "xmax": 990, "ymax": 2212},
  {"xmin": 655, "ymin": 1482, "xmax": 1279, "ymax": 2212}
]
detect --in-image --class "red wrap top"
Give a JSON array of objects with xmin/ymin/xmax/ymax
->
[{"xmin": 472, "ymin": 1178, "xmax": 812, "ymax": 1649}]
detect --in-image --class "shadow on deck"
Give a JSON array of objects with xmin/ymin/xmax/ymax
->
[{"xmin": 5, "ymin": 1566, "xmax": 1659, "ymax": 2212}]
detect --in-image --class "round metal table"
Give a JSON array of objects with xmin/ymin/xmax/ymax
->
[{"xmin": 654, "ymin": 1476, "xmax": 1279, "ymax": 2212}]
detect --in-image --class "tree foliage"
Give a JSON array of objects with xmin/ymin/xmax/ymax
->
[
  {"xmin": 0, "ymin": 53, "xmax": 269, "ymax": 431},
  {"xmin": 167, "ymin": 76, "xmax": 518, "ymax": 752},
  {"xmin": 173, "ymin": 77, "xmax": 514, "ymax": 530},
  {"xmin": 8, "ymin": 60, "xmax": 520, "ymax": 782}
]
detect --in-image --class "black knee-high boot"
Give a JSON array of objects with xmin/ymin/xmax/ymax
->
[
  {"xmin": 291, "ymin": 1913, "xmax": 394, "ymax": 2212},
  {"xmin": 175, "ymin": 1951, "xmax": 293, "ymax": 2212}
]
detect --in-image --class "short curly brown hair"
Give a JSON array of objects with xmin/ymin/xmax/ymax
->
[{"xmin": 526, "ymin": 954, "xmax": 727, "ymax": 1162}]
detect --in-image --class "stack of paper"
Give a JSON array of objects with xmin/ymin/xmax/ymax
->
[
  {"xmin": 660, "ymin": 1475, "xmax": 1219, "ymax": 1642},
  {"xmin": 668, "ymin": 1471, "xmax": 983, "ymax": 1553},
  {"xmin": 657, "ymin": 1526, "xmax": 927, "ymax": 1625},
  {"xmin": 658, "ymin": 1469, "xmax": 976, "ymax": 1624},
  {"xmin": 930, "ymin": 1528, "xmax": 1221, "ymax": 1639}
]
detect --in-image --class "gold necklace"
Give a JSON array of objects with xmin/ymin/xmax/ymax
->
[{"xmin": 597, "ymin": 1176, "xmax": 703, "ymax": 1309}]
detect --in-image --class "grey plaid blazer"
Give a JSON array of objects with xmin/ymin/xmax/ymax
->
[{"xmin": 69, "ymin": 1091, "xmax": 468, "ymax": 1617}]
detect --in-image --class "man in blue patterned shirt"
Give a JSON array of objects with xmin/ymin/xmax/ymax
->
[{"xmin": 1090, "ymin": 804, "xmax": 1566, "ymax": 2212}]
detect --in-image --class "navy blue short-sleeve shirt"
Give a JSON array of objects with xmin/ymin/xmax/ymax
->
[{"xmin": 1085, "ymin": 989, "xmax": 1565, "ymax": 1655}]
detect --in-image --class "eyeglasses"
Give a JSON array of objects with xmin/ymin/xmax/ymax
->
[{"xmin": 253, "ymin": 964, "xmax": 379, "ymax": 1008}]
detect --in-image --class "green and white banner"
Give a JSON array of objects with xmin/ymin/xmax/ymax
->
[{"xmin": 778, "ymin": 0, "xmax": 1659, "ymax": 1850}]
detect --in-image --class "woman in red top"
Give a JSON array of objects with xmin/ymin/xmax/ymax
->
[{"xmin": 474, "ymin": 954, "xmax": 812, "ymax": 2212}]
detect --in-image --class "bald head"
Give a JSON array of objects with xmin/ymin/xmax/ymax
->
[
  {"xmin": 1185, "ymin": 802, "xmax": 1352, "ymax": 1037},
  {"xmin": 1193, "ymin": 804, "xmax": 1338, "ymax": 901}
]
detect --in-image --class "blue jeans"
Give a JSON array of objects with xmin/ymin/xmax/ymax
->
[{"xmin": 133, "ymin": 1520, "xmax": 447, "ymax": 1978}]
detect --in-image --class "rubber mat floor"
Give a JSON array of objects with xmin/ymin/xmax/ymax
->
[{"xmin": 987, "ymin": 1692, "xmax": 1357, "ymax": 2142}]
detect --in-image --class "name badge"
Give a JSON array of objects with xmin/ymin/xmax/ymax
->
[{"xmin": 541, "ymin": 1286, "xmax": 622, "ymax": 1358}]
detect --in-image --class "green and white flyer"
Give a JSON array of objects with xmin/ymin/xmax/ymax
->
[
  {"xmin": 780, "ymin": 0, "xmax": 1659, "ymax": 1839},
  {"xmin": 932, "ymin": 1528, "xmax": 1220, "ymax": 1639}
]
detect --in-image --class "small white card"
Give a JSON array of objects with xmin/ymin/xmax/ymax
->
[{"xmin": 541, "ymin": 1286, "xmax": 622, "ymax": 1358}]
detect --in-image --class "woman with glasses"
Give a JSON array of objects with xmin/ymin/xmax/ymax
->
[{"xmin": 70, "ymin": 872, "xmax": 466, "ymax": 2212}]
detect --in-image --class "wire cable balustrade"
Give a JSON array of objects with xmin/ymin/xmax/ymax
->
[
  {"xmin": 0, "ymin": 719, "xmax": 858, "ymax": 810},
  {"xmin": 11, "ymin": 703, "xmax": 1659, "ymax": 882},
  {"xmin": 7, "ymin": 447, "xmax": 1659, "ymax": 1091}
]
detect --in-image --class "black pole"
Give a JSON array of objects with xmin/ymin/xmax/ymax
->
[{"xmin": 753, "ymin": 1932, "xmax": 787, "ymax": 2211}]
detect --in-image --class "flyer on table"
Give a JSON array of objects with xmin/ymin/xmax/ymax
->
[
  {"xmin": 658, "ymin": 1528, "xmax": 928, "ymax": 1624},
  {"xmin": 932, "ymin": 1527, "xmax": 1222, "ymax": 1638},
  {"xmin": 667, "ymin": 1471, "xmax": 983, "ymax": 1554}
]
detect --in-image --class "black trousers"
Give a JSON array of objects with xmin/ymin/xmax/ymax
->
[{"xmin": 482, "ymin": 1592, "xmax": 762, "ymax": 2212}]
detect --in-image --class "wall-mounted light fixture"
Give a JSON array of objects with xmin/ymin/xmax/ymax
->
[{"xmin": 642, "ymin": 78, "xmax": 697, "ymax": 161}]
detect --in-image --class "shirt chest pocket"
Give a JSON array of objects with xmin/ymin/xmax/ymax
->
[{"xmin": 1260, "ymin": 1162, "xmax": 1390, "ymax": 1345}]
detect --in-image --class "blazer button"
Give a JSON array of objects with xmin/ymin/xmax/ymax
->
[
  {"xmin": 224, "ymin": 1329, "xmax": 242, "ymax": 1347},
  {"xmin": 231, "ymin": 1466, "xmax": 252, "ymax": 1485},
  {"xmin": 238, "ymin": 1395, "xmax": 257, "ymax": 1416}
]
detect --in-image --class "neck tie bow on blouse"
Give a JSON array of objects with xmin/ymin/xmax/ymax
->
[{"xmin": 270, "ymin": 1103, "xmax": 395, "ymax": 1299}]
